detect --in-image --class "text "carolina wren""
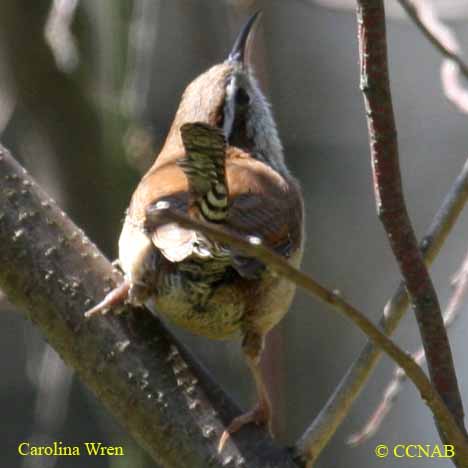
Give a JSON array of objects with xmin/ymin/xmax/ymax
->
[{"xmin": 86, "ymin": 11, "xmax": 304, "ymax": 448}]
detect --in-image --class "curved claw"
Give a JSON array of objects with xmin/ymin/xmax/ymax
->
[
  {"xmin": 217, "ymin": 401, "xmax": 271, "ymax": 452},
  {"xmin": 84, "ymin": 281, "xmax": 130, "ymax": 318}
]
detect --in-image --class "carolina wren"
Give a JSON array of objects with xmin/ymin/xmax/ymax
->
[{"xmin": 86, "ymin": 11, "xmax": 304, "ymax": 447}]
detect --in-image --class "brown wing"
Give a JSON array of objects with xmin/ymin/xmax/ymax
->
[
  {"xmin": 129, "ymin": 147, "xmax": 303, "ymax": 268},
  {"xmin": 225, "ymin": 148, "xmax": 304, "ymax": 259},
  {"xmin": 128, "ymin": 159, "xmax": 196, "ymax": 262}
]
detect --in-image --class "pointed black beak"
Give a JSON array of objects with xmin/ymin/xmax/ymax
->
[{"xmin": 228, "ymin": 10, "xmax": 262, "ymax": 65}]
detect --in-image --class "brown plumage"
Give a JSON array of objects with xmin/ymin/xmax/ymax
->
[
  {"xmin": 85, "ymin": 11, "xmax": 304, "ymax": 450},
  {"xmin": 130, "ymin": 144, "xmax": 302, "ymax": 263}
]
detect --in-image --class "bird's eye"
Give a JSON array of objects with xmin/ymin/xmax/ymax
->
[{"xmin": 235, "ymin": 88, "xmax": 250, "ymax": 107}]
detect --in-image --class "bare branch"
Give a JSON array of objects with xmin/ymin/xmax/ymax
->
[
  {"xmin": 355, "ymin": 1, "xmax": 467, "ymax": 454},
  {"xmin": 45, "ymin": 0, "xmax": 80, "ymax": 72},
  {"xmin": 254, "ymin": 1, "xmax": 468, "ymax": 458},
  {"xmin": 0, "ymin": 146, "xmax": 299, "ymax": 468},
  {"xmin": 296, "ymin": 0, "xmax": 468, "ymax": 21},
  {"xmin": 398, "ymin": 0, "xmax": 468, "ymax": 113},
  {"xmin": 349, "ymin": 247, "xmax": 468, "ymax": 445},
  {"xmin": 0, "ymin": 0, "xmax": 113, "ymax": 246},
  {"xmin": 294, "ymin": 155, "xmax": 468, "ymax": 459},
  {"xmin": 397, "ymin": 0, "xmax": 468, "ymax": 78},
  {"xmin": 147, "ymin": 205, "xmax": 468, "ymax": 467},
  {"xmin": 121, "ymin": 0, "xmax": 160, "ymax": 120}
]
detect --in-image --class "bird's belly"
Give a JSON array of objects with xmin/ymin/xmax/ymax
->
[{"xmin": 154, "ymin": 277, "xmax": 245, "ymax": 340}]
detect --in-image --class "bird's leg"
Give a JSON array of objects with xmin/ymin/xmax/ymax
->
[
  {"xmin": 84, "ymin": 281, "xmax": 130, "ymax": 318},
  {"xmin": 218, "ymin": 330, "xmax": 271, "ymax": 452}
]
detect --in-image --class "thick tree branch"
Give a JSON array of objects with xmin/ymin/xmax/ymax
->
[
  {"xmin": 356, "ymin": 0, "xmax": 466, "ymax": 449},
  {"xmin": 0, "ymin": 146, "xmax": 299, "ymax": 468},
  {"xmin": 148, "ymin": 205, "xmax": 468, "ymax": 467}
]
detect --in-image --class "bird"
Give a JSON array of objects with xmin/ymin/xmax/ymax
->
[{"xmin": 85, "ymin": 11, "xmax": 304, "ymax": 449}]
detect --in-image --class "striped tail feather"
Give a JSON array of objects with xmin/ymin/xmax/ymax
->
[{"xmin": 178, "ymin": 122, "xmax": 229, "ymax": 223}]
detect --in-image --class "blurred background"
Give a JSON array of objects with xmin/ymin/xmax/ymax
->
[{"xmin": 1, "ymin": 0, "xmax": 468, "ymax": 467}]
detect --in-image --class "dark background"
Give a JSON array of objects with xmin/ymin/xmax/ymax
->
[{"xmin": 1, "ymin": 1, "xmax": 468, "ymax": 467}]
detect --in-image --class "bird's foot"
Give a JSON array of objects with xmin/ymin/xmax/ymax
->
[
  {"xmin": 84, "ymin": 281, "xmax": 130, "ymax": 318},
  {"xmin": 217, "ymin": 401, "xmax": 271, "ymax": 452},
  {"xmin": 111, "ymin": 259, "xmax": 123, "ymax": 272}
]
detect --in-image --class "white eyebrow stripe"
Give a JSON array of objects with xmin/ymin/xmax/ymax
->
[{"xmin": 223, "ymin": 75, "xmax": 237, "ymax": 139}]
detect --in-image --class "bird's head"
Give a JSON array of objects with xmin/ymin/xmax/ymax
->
[{"xmin": 164, "ymin": 11, "xmax": 286, "ymax": 174}]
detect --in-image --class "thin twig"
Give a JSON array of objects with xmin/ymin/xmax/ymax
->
[
  {"xmin": 0, "ymin": 0, "xmax": 114, "ymax": 247},
  {"xmin": 45, "ymin": 0, "xmax": 80, "ymax": 72},
  {"xmin": 349, "ymin": 248, "xmax": 468, "ymax": 445},
  {"xmin": 0, "ymin": 146, "xmax": 299, "ymax": 468},
  {"xmin": 148, "ymin": 205, "xmax": 468, "ymax": 467},
  {"xmin": 398, "ymin": 0, "xmax": 468, "ymax": 113},
  {"xmin": 295, "ymin": 0, "xmax": 468, "ymax": 113},
  {"xmin": 121, "ymin": 0, "xmax": 160, "ymax": 119},
  {"xmin": 294, "ymin": 156, "xmax": 468, "ymax": 461},
  {"xmin": 397, "ymin": 0, "xmax": 468, "ymax": 79}
]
